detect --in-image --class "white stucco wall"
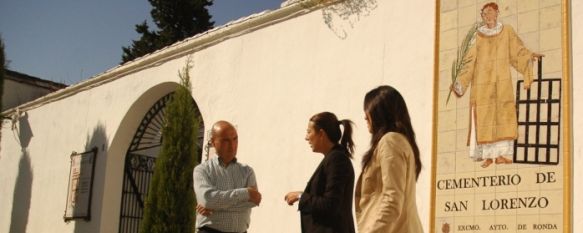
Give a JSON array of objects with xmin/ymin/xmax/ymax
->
[
  {"xmin": 0, "ymin": 69, "xmax": 183, "ymax": 233},
  {"xmin": 0, "ymin": 0, "xmax": 580, "ymax": 232},
  {"xmin": 184, "ymin": 1, "xmax": 433, "ymax": 231}
]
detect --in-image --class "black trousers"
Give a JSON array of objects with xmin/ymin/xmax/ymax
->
[{"xmin": 198, "ymin": 226, "xmax": 247, "ymax": 233}]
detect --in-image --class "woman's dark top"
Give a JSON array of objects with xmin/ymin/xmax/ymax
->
[{"xmin": 299, "ymin": 145, "xmax": 356, "ymax": 233}]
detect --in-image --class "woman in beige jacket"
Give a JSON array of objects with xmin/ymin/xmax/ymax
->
[{"xmin": 355, "ymin": 85, "xmax": 423, "ymax": 233}]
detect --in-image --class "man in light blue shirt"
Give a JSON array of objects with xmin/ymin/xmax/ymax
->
[{"xmin": 193, "ymin": 121, "xmax": 261, "ymax": 233}]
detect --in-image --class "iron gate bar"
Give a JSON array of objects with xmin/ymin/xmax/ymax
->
[
  {"xmin": 118, "ymin": 94, "xmax": 171, "ymax": 233},
  {"xmin": 517, "ymin": 99, "xmax": 560, "ymax": 104},
  {"xmin": 535, "ymin": 59, "xmax": 542, "ymax": 161},
  {"xmin": 124, "ymin": 158, "xmax": 145, "ymax": 208},
  {"xmin": 546, "ymin": 80, "xmax": 553, "ymax": 162},
  {"xmin": 127, "ymin": 95, "xmax": 170, "ymax": 152},
  {"xmin": 517, "ymin": 122, "xmax": 560, "ymax": 126},
  {"xmin": 119, "ymin": 153, "xmax": 156, "ymax": 233},
  {"xmin": 118, "ymin": 92, "xmax": 203, "ymax": 233}
]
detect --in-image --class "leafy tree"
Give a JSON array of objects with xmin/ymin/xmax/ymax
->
[
  {"xmin": 122, "ymin": 0, "xmax": 214, "ymax": 63},
  {"xmin": 140, "ymin": 59, "xmax": 201, "ymax": 233}
]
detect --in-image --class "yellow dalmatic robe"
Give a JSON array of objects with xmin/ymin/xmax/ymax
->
[{"xmin": 454, "ymin": 24, "xmax": 534, "ymax": 145}]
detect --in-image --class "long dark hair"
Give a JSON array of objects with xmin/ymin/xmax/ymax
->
[
  {"xmin": 362, "ymin": 85, "xmax": 421, "ymax": 180},
  {"xmin": 310, "ymin": 112, "xmax": 355, "ymax": 157}
]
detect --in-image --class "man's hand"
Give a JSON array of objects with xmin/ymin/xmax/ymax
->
[
  {"xmin": 247, "ymin": 187, "xmax": 262, "ymax": 205},
  {"xmin": 196, "ymin": 204, "xmax": 213, "ymax": 216},
  {"xmin": 532, "ymin": 53, "xmax": 545, "ymax": 61},
  {"xmin": 284, "ymin": 191, "xmax": 302, "ymax": 206}
]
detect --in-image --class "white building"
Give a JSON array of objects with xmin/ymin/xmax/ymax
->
[
  {"xmin": 1, "ymin": 1, "xmax": 582, "ymax": 232},
  {"xmin": 2, "ymin": 69, "xmax": 67, "ymax": 111}
]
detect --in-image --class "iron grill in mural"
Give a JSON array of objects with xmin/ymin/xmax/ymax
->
[{"xmin": 514, "ymin": 59, "xmax": 561, "ymax": 165}]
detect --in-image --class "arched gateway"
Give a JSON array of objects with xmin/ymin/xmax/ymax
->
[{"xmin": 117, "ymin": 92, "xmax": 204, "ymax": 233}]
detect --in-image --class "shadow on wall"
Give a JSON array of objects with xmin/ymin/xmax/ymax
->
[
  {"xmin": 319, "ymin": 0, "xmax": 378, "ymax": 39},
  {"xmin": 73, "ymin": 124, "xmax": 108, "ymax": 233},
  {"xmin": 9, "ymin": 151, "xmax": 33, "ymax": 233},
  {"xmin": 9, "ymin": 112, "xmax": 33, "ymax": 233}
]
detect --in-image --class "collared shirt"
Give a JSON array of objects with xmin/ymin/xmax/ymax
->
[{"xmin": 193, "ymin": 157, "xmax": 257, "ymax": 232}]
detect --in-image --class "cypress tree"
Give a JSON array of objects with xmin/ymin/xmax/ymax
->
[
  {"xmin": 140, "ymin": 58, "xmax": 200, "ymax": 233},
  {"xmin": 122, "ymin": 0, "xmax": 214, "ymax": 63}
]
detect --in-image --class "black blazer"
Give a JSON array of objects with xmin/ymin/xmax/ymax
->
[{"xmin": 299, "ymin": 145, "xmax": 356, "ymax": 233}]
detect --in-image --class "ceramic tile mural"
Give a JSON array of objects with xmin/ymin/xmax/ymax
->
[{"xmin": 432, "ymin": 1, "xmax": 571, "ymax": 232}]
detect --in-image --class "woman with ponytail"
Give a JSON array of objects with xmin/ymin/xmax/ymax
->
[
  {"xmin": 284, "ymin": 112, "xmax": 356, "ymax": 233},
  {"xmin": 355, "ymin": 85, "xmax": 423, "ymax": 233}
]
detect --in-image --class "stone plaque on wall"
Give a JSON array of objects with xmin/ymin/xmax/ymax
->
[
  {"xmin": 431, "ymin": 1, "xmax": 571, "ymax": 233},
  {"xmin": 64, "ymin": 148, "xmax": 97, "ymax": 221}
]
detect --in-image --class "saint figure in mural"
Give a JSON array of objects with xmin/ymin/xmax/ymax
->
[{"xmin": 451, "ymin": 2, "xmax": 544, "ymax": 168}]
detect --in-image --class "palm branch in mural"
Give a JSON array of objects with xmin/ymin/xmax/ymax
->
[{"xmin": 446, "ymin": 22, "xmax": 481, "ymax": 104}]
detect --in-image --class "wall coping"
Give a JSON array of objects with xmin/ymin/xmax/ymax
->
[{"xmin": 1, "ymin": 0, "xmax": 339, "ymax": 116}]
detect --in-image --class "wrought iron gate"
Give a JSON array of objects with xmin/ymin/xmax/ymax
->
[
  {"xmin": 513, "ymin": 59, "xmax": 562, "ymax": 165},
  {"xmin": 118, "ymin": 93, "xmax": 203, "ymax": 233}
]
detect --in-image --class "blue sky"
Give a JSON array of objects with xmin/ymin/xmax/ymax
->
[{"xmin": 0, "ymin": 0, "xmax": 283, "ymax": 85}]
